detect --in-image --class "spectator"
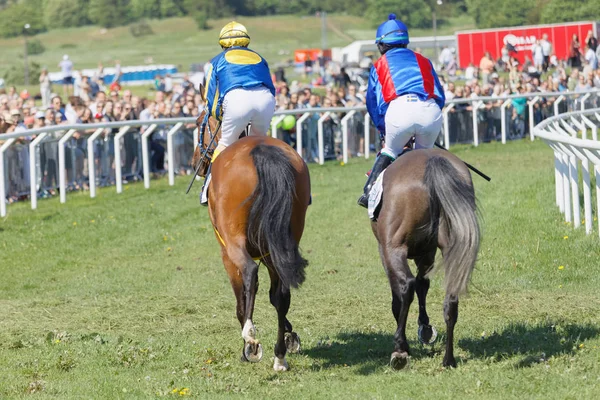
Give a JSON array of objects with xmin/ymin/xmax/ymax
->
[
  {"xmin": 59, "ymin": 55, "xmax": 74, "ymax": 97},
  {"xmin": 335, "ymin": 67, "xmax": 351, "ymax": 88},
  {"xmin": 584, "ymin": 45, "xmax": 598, "ymax": 74},
  {"xmin": 465, "ymin": 63, "xmax": 476, "ymax": 81},
  {"xmin": 586, "ymin": 30, "xmax": 598, "ymax": 52},
  {"xmin": 532, "ymin": 40, "xmax": 544, "ymax": 72},
  {"xmin": 96, "ymin": 62, "xmax": 105, "ymax": 83},
  {"xmin": 303, "ymin": 52, "xmax": 313, "ymax": 77},
  {"xmin": 164, "ymin": 73, "xmax": 173, "ymax": 93},
  {"xmin": 113, "ymin": 60, "xmax": 122, "ymax": 84},
  {"xmin": 479, "ymin": 52, "xmax": 495, "ymax": 84},
  {"xmin": 39, "ymin": 68, "xmax": 52, "ymax": 109},
  {"xmin": 569, "ymin": 34, "xmax": 582, "ymax": 69},
  {"xmin": 444, "ymin": 82, "xmax": 455, "ymax": 100},
  {"xmin": 51, "ymin": 95, "xmax": 67, "ymax": 121},
  {"xmin": 540, "ymin": 34, "xmax": 552, "ymax": 72}
]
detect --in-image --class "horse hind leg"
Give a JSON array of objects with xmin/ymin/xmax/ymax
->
[
  {"xmin": 266, "ymin": 266, "xmax": 294, "ymax": 371},
  {"xmin": 415, "ymin": 253, "xmax": 438, "ymax": 345},
  {"xmin": 380, "ymin": 244, "xmax": 415, "ymax": 370},
  {"xmin": 227, "ymin": 245, "xmax": 263, "ymax": 363},
  {"xmin": 443, "ymin": 294, "xmax": 459, "ymax": 368}
]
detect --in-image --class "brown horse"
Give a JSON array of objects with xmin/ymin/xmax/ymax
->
[
  {"xmin": 371, "ymin": 148, "xmax": 480, "ymax": 369},
  {"xmin": 192, "ymin": 111, "xmax": 311, "ymax": 372}
]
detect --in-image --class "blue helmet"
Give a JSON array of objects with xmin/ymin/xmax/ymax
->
[{"xmin": 375, "ymin": 14, "xmax": 409, "ymax": 45}]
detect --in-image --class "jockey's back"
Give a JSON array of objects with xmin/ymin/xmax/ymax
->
[
  {"xmin": 367, "ymin": 47, "xmax": 445, "ymax": 133},
  {"xmin": 205, "ymin": 47, "xmax": 275, "ymax": 120}
]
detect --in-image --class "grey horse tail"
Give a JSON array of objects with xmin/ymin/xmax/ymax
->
[
  {"xmin": 247, "ymin": 144, "xmax": 308, "ymax": 289},
  {"xmin": 424, "ymin": 156, "xmax": 480, "ymax": 296}
]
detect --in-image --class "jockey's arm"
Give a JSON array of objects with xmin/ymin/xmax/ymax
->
[
  {"xmin": 204, "ymin": 60, "xmax": 221, "ymax": 120},
  {"xmin": 366, "ymin": 65, "xmax": 386, "ymax": 135}
]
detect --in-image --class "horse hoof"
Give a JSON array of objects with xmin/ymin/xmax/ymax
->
[
  {"xmin": 273, "ymin": 356, "xmax": 289, "ymax": 372},
  {"xmin": 285, "ymin": 332, "xmax": 301, "ymax": 354},
  {"xmin": 243, "ymin": 342, "xmax": 263, "ymax": 363},
  {"xmin": 418, "ymin": 324, "xmax": 438, "ymax": 345},
  {"xmin": 390, "ymin": 351, "xmax": 409, "ymax": 370}
]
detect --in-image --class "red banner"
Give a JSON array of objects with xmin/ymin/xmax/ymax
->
[
  {"xmin": 456, "ymin": 21, "xmax": 599, "ymax": 69},
  {"xmin": 294, "ymin": 49, "xmax": 331, "ymax": 64}
]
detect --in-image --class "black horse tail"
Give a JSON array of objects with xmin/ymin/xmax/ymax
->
[
  {"xmin": 424, "ymin": 156, "xmax": 480, "ymax": 297},
  {"xmin": 247, "ymin": 144, "xmax": 308, "ymax": 289}
]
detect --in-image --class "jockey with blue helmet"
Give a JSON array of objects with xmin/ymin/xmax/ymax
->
[
  {"xmin": 357, "ymin": 14, "xmax": 445, "ymax": 208},
  {"xmin": 200, "ymin": 21, "xmax": 276, "ymax": 206}
]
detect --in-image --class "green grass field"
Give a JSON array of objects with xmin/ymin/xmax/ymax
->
[
  {"xmin": 0, "ymin": 15, "xmax": 371, "ymax": 79},
  {"xmin": 1, "ymin": 140, "xmax": 599, "ymax": 399}
]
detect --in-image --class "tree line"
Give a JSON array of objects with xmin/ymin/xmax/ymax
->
[{"xmin": 0, "ymin": 0, "xmax": 598, "ymax": 39}]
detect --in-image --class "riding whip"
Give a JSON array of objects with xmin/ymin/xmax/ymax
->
[{"xmin": 433, "ymin": 142, "xmax": 491, "ymax": 182}]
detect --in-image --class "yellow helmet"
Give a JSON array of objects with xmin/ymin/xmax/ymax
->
[{"xmin": 219, "ymin": 21, "xmax": 250, "ymax": 49}]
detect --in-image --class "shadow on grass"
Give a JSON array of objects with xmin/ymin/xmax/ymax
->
[
  {"xmin": 303, "ymin": 331, "xmax": 441, "ymax": 375},
  {"xmin": 304, "ymin": 322, "xmax": 600, "ymax": 374},
  {"xmin": 459, "ymin": 322, "xmax": 600, "ymax": 368}
]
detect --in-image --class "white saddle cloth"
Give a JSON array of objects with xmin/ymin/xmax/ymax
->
[{"xmin": 367, "ymin": 169, "xmax": 386, "ymax": 220}]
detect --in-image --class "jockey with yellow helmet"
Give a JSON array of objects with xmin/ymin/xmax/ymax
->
[
  {"xmin": 200, "ymin": 21, "xmax": 276, "ymax": 205},
  {"xmin": 357, "ymin": 14, "xmax": 445, "ymax": 209}
]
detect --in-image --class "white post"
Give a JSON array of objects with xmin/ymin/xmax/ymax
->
[
  {"xmin": 443, "ymin": 103, "xmax": 454, "ymax": 149},
  {"xmin": 500, "ymin": 99, "xmax": 511, "ymax": 144},
  {"xmin": 581, "ymin": 114, "xmax": 597, "ymax": 141},
  {"xmin": 295, "ymin": 112, "xmax": 311, "ymax": 158},
  {"xmin": 271, "ymin": 115, "xmax": 285, "ymax": 139},
  {"xmin": 528, "ymin": 96, "xmax": 540, "ymax": 141},
  {"xmin": 570, "ymin": 152, "xmax": 581, "ymax": 229},
  {"xmin": 364, "ymin": 112, "xmax": 370, "ymax": 159},
  {"xmin": 87, "ymin": 128, "xmax": 106, "ymax": 199},
  {"xmin": 29, "ymin": 132, "xmax": 48, "ymax": 210},
  {"xmin": 0, "ymin": 138, "xmax": 16, "ymax": 217},
  {"xmin": 554, "ymin": 150, "xmax": 564, "ymax": 212},
  {"xmin": 554, "ymin": 95, "xmax": 565, "ymax": 117},
  {"xmin": 571, "ymin": 145, "xmax": 592, "ymax": 234},
  {"xmin": 580, "ymin": 93, "xmax": 591, "ymax": 111},
  {"xmin": 562, "ymin": 152, "xmax": 572, "ymax": 223},
  {"xmin": 341, "ymin": 110, "xmax": 357, "ymax": 164},
  {"xmin": 141, "ymin": 124, "xmax": 157, "ymax": 189},
  {"xmin": 114, "ymin": 126, "xmax": 131, "ymax": 194},
  {"xmin": 570, "ymin": 116, "xmax": 585, "ymax": 137},
  {"xmin": 317, "ymin": 112, "xmax": 331, "ymax": 165},
  {"xmin": 167, "ymin": 122, "xmax": 184, "ymax": 186},
  {"xmin": 58, "ymin": 129, "xmax": 77, "ymax": 204},
  {"xmin": 597, "ymin": 165, "xmax": 600, "ymax": 238},
  {"xmin": 471, "ymin": 101, "xmax": 481, "ymax": 147}
]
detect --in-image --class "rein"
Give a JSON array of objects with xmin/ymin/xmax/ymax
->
[{"xmin": 185, "ymin": 117, "xmax": 221, "ymax": 194}]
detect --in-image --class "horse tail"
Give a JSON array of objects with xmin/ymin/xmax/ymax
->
[
  {"xmin": 424, "ymin": 156, "xmax": 480, "ymax": 297},
  {"xmin": 247, "ymin": 144, "xmax": 308, "ymax": 289}
]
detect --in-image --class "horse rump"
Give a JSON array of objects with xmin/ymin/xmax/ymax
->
[
  {"xmin": 424, "ymin": 156, "xmax": 480, "ymax": 297},
  {"xmin": 247, "ymin": 144, "xmax": 308, "ymax": 289}
]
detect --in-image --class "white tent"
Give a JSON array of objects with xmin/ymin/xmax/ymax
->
[{"xmin": 332, "ymin": 35, "xmax": 456, "ymax": 64}]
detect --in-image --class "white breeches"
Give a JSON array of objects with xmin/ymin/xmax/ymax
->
[
  {"xmin": 218, "ymin": 86, "xmax": 276, "ymax": 149},
  {"xmin": 381, "ymin": 94, "xmax": 443, "ymax": 159}
]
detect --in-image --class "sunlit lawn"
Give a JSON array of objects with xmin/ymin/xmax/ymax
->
[{"xmin": 1, "ymin": 139, "xmax": 599, "ymax": 399}]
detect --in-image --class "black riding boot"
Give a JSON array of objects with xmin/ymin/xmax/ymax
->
[
  {"xmin": 200, "ymin": 164, "xmax": 212, "ymax": 206},
  {"xmin": 357, "ymin": 154, "xmax": 394, "ymax": 208}
]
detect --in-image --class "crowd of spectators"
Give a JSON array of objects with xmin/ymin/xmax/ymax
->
[
  {"xmin": 0, "ymin": 57, "xmax": 205, "ymax": 202},
  {"xmin": 437, "ymin": 30, "xmax": 600, "ymax": 141},
  {"xmin": 4, "ymin": 31, "xmax": 600, "ymax": 202}
]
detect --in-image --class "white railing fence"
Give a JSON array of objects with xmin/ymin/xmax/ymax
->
[
  {"xmin": 533, "ymin": 108, "xmax": 600, "ymax": 237},
  {"xmin": 2, "ymin": 89, "xmax": 600, "ymax": 217}
]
